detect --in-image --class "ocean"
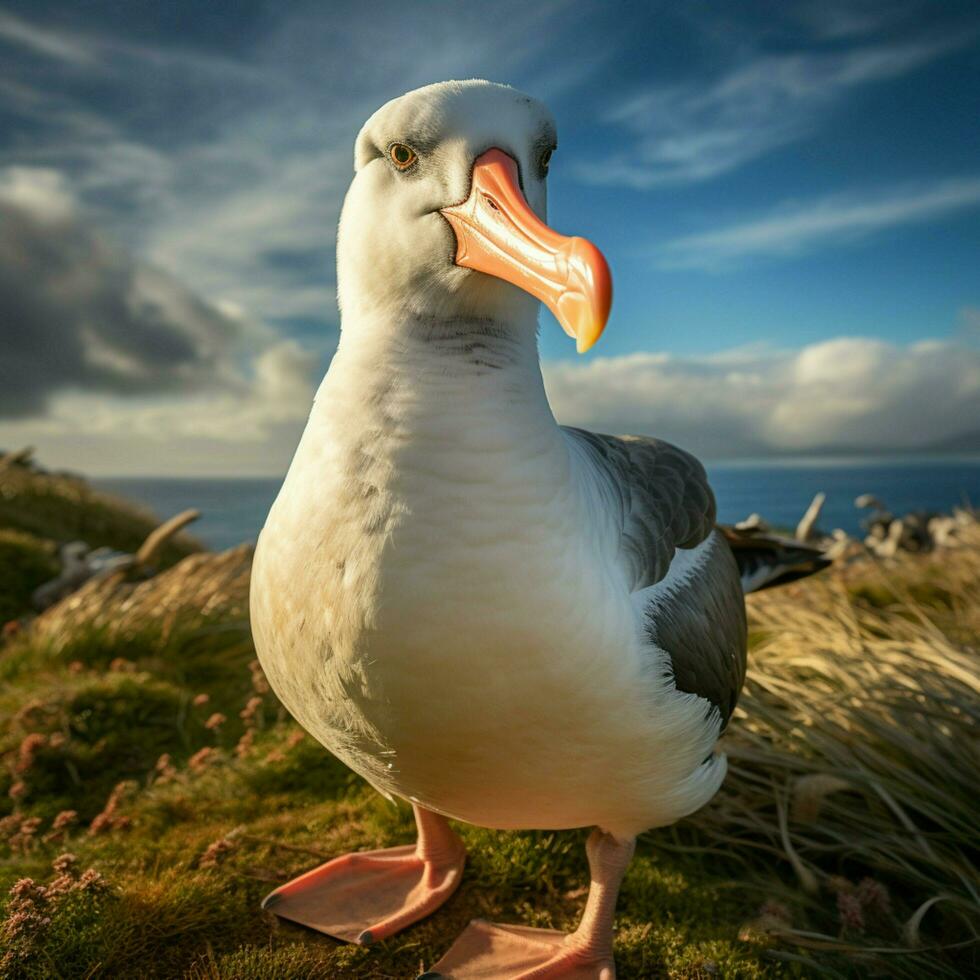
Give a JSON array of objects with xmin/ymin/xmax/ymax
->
[{"xmin": 96, "ymin": 458, "xmax": 980, "ymax": 553}]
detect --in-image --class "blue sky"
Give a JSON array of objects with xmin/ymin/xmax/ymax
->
[{"xmin": 0, "ymin": 0, "xmax": 978, "ymax": 474}]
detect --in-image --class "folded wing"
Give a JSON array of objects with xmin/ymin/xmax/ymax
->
[
  {"xmin": 563, "ymin": 427, "xmax": 717, "ymax": 592},
  {"xmin": 564, "ymin": 427, "xmax": 746, "ymax": 728}
]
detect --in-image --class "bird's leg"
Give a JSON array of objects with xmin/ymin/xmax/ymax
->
[
  {"xmin": 424, "ymin": 829, "xmax": 635, "ymax": 979},
  {"xmin": 549, "ymin": 830, "xmax": 636, "ymax": 975},
  {"xmin": 262, "ymin": 803, "xmax": 465, "ymax": 944}
]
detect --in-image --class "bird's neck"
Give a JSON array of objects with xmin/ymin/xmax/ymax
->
[{"xmin": 320, "ymin": 310, "xmax": 561, "ymax": 453}]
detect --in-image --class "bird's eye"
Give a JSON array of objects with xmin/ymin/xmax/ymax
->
[
  {"xmin": 539, "ymin": 147, "xmax": 554, "ymax": 176},
  {"xmin": 389, "ymin": 143, "xmax": 417, "ymax": 170}
]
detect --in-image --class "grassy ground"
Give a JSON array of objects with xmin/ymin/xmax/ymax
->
[{"xmin": 1, "ymin": 463, "xmax": 977, "ymax": 978}]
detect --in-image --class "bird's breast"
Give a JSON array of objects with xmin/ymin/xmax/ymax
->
[{"xmin": 250, "ymin": 380, "xmax": 640, "ymax": 808}]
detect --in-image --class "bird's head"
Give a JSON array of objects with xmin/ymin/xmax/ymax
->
[{"xmin": 337, "ymin": 79, "xmax": 611, "ymax": 353}]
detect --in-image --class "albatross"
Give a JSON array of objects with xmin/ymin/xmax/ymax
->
[{"xmin": 250, "ymin": 79, "xmax": 827, "ymax": 979}]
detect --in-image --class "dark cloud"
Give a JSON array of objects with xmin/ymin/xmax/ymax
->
[{"xmin": 0, "ymin": 171, "xmax": 242, "ymax": 418}]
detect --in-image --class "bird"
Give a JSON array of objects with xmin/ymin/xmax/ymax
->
[{"xmin": 250, "ymin": 79, "xmax": 828, "ymax": 979}]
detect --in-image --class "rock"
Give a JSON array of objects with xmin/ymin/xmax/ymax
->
[
  {"xmin": 823, "ymin": 529, "xmax": 858, "ymax": 561},
  {"xmin": 855, "ymin": 494, "xmax": 885, "ymax": 510},
  {"xmin": 31, "ymin": 542, "xmax": 96, "ymax": 610}
]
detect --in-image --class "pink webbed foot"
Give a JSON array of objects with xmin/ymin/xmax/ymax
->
[
  {"xmin": 421, "ymin": 829, "xmax": 634, "ymax": 980},
  {"xmin": 262, "ymin": 805, "xmax": 465, "ymax": 944},
  {"xmin": 422, "ymin": 920, "xmax": 614, "ymax": 979}
]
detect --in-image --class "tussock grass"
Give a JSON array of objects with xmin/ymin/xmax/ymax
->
[
  {"xmin": 0, "ymin": 472, "xmax": 977, "ymax": 977},
  {"xmin": 670, "ymin": 523, "xmax": 980, "ymax": 977}
]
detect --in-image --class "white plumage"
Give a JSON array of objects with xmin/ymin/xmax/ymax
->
[{"xmin": 251, "ymin": 321, "xmax": 728, "ymax": 838}]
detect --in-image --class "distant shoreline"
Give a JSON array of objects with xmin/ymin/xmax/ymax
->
[
  {"xmin": 94, "ymin": 458, "xmax": 980, "ymax": 552},
  {"xmin": 82, "ymin": 452, "xmax": 980, "ymax": 481}
]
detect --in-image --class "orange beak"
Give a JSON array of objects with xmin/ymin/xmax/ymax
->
[{"xmin": 440, "ymin": 149, "xmax": 612, "ymax": 353}]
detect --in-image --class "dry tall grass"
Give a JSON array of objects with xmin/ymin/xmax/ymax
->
[{"xmin": 673, "ymin": 521, "xmax": 980, "ymax": 976}]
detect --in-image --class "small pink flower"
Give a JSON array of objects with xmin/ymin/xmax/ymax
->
[
  {"xmin": 837, "ymin": 891, "xmax": 865, "ymax": 933},
  {"xmin": 15, "ymin": 733, "xmax": 47, "ymax": 773},
  {"xmin": 52, "ymin": 810, "xmax": 78, "ymax": 830},
  {"xmin": 51, "ymin": 853, "xmax": 78, "ymax": 875},
  {"xmin": 204, "ymin": 712, "xmax": 227, "ymax": 731},
  {"xmin": 248, "ymin": 659, "xmax": 270, "ymax": 695},
  {"xmin": 192, "ymin": 693, "xmax": 210, "ymax": 707},
  {"xmin": 8, "ymin": 817, "xmax": 42, "ymax": 854},
  {"xmin": 88, "ymin": 781, "xmax": 134, "ymax": 835},
  {"xmin": 856, "ymin": 877, "xmax": 891, "ymax": 917},
  {"xmin": 199, "ymin": 836, "xmax": 237, "ymax": 868},
  {"xmin": 88, "ymin": 813, "xmax": 112, "ymax": 836},
  {"xmin": 240, "ymin": 696, "xmax": 263, "ymax": 725},
  {"xmin": 234, "ymin": 729, "xmax": 255, "ymax": 758},
  {"xmin": 9, "ymin": 877, "xmax": 40, "ymax": 900},
  {"xmin": 76, "ymin": 867, "xmax": 109, "ymax": 892}
]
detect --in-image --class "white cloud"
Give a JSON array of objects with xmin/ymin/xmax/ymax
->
[
  {"xmin": 0, "ymin": 339, "xmax": 320, "ymax": 476},
  {"xmin": 0, "ymin": 9, "xmax": 97, "ymax": 66},
  {"xmin": 659, "ymin": 176, "xmax": 980, "ymax": 268},
  {"xmin": 580, "ymin": 36, "xmax": 961, "ymax": 188},
  {"xmin": 0, "ymin": 7, "xmax": 265, "ymax": 79},
  {"xmin": 0, "ymin": 165, "xmax": 75, "ymax": 221},
  {"xmin": 4, "ymin": 333, "xmax": 976, "ymax": 476},
  {"xmin": 543, "ymin": 337, "xmax": 980, "ymax": 458}
]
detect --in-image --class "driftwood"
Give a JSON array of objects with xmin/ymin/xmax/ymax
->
[
  {"xmin": 735, "ymin": 513, "xmax": 770, "ymax": 533},
  {"xmin": 795, "ymin": 492, "xmax": 826, "ymax": 543},
  {"xmin": 739, "ymin": 494, "xmax": 977, "ymax": 565},
  {"xmin": 134, "ymin": 509, "xmax": 200, "ymax": 568}
]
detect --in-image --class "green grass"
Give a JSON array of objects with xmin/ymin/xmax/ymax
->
[
  {"xmin": 0, "ymin": 529, "xmax": 58, "ymax": 623},
  {"xmin": 1, "ymin": 465, "xmax": 977, "ymax": 977}
]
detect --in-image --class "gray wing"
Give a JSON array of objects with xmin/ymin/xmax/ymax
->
[
  {"xmin": 643, "ymin": 531, "xmax": 747, "ymax": 728},
  {"xmin": 563, "ymin": 427, "xmax": 717, "ymax": 591},
  {"xmin": 563, "ymin": 427, "xmax": 745, "ymax": 728}
]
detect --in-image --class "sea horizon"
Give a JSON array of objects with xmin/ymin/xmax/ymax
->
[
  {"xmin": 84, "ymin": 451, "xmax": 980, "ymax": 481},
  {"xmin": 93, "ymin": 455, "xmax": 980, "ymax": 552}
]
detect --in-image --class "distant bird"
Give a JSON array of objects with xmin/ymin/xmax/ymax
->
[
  {"xmin": 251, "ymin": 80, "xmax": 827, "ymax": 979},
  {"xmin": 31, "ymin": 541, "xmax": 131, "ymax": 610}
]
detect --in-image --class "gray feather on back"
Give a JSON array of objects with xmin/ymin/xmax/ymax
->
[{"xmin": 563, "ymin": 428, "xmax": 717, "ymax": 591}]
